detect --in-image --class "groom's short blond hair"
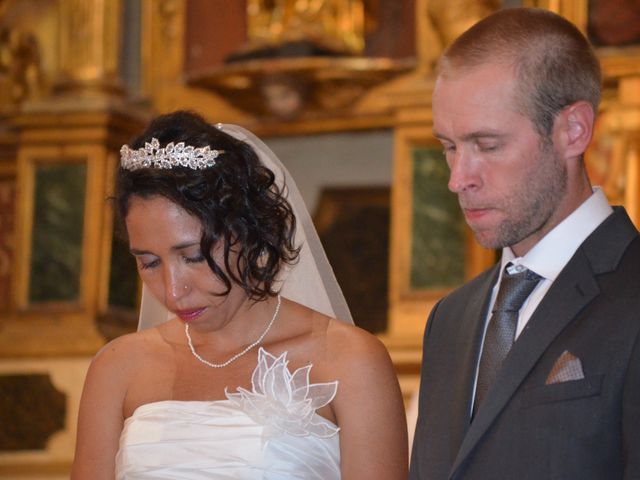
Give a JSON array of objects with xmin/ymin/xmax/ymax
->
[{"xmin": 437, "ymin": 8, "xmax": 601, "ymax": 136}]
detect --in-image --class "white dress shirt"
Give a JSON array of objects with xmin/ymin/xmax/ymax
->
[{"xmin": 471, "ymin": 188, "xmax": 613, "ymax": 409}]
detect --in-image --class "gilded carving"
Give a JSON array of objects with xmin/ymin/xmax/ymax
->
[
  {"xmin": 587, "ymin": 115, "xmax": 626, "ymax": 206},
  {"xmin": 188, "ymin": 1, "xmax": 410, "ymax": 121},
  {"xmin": 0, "ymin": 0, "xmax": 50, "ymax": 110},
  {"xmin": 413, "ymin": 0, "xmax": 501, "ymax": 73},
  {"xmin": 0, "ymin": 29, "xmax": 43, "ymax": 108},
  {"xmin": 587, "ymin": 79, "xmax": 640, "ymax": 227},
  {"xmin": 190, "ymin": 56, "xmax": 411, "ymax": 120},
  {"xmin": 64, "ymin": 2, "xmax": 92, "ymax": 74},
  {"xmin": 425, "ymin": 0, "xmax": 500, "ymax": 57},
  {"xmin": 246, "ymin": 0, "xmax": 365, "ymax": 54},
  {"xmin": 158, "ymin": 0, "xmax": 180, "ymax": 42},
  {"xmin": 57, "ymin": 0, "xmax": 122, "ymax": 91}
]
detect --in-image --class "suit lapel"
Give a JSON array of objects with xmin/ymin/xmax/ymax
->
[
  {"xmin": 449, "ymin": 208, "xmax": 638, "ymax": 477},
  {"xmin": 450, "ymin": 252, "xmax": 600, "ymax": 476},
  {"xmin": 485, "ymin": 253, "xmax": 600, "ymax": 415},
  {"xmin": 448, "ymin": 266, "xmax": 498, "ymax": 457}
]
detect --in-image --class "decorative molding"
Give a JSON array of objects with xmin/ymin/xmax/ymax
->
[
  {"xmin": 0, "ymin": 109, "xmax": 145, "ymax": 357},
  {"xmin": 188, "ymin": 56, "xmax": 413, "ymax": 121},
  {"xmin": 0, "ymin": 358, "xmax": 91, "ymax": 476},
  {"xmin": 0, "ymin": 373, "xmax": 65, "ymax": 451},
  {"xmin": 141, "ymin": 0, "xmax": 419, "ymax": 134}
]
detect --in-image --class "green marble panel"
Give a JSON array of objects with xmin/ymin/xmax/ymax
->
[
  {"xmin": 108, "ymin": 230, "xmax": 138, "ymax": 310},
  {"xmin": 410, "ymin": 147, "xmax": 465, "ymax": 289},
  {"xmin": 29, "ymin": 163, "xmax": 86, "ymax": 303}
]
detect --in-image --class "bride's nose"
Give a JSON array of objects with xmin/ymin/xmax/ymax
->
[{"xmin": 163, "ymin": 266, "xmax": 190, "ymax": 303}]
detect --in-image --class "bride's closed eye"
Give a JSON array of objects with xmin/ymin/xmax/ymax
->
[
  {"xmin": 137, "ymin": 257, "xmax": 159, "ymax": 270},
  {"xmin": 183, "ymin": 254, "xmax": 205, "ymax": 264},
  {"xmin": 135, "ymin": 254, "xmax": 205, "ymax": 270}
]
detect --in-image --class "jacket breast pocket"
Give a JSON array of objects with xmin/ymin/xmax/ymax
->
[{"xmin": 522, "ymin": 374, "xmax": 604, "ymax": 408}]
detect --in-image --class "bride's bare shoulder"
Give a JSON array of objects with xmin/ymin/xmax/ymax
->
[
  {"xmin": 324, "ymin": 317, "xmax": 390, "ymax": 363},
  {"xmin": 88, "ymin": 324, "xmax": 174, "ymax": 379},
  {"xmin": 280, "ymin": 299, "xmax": 390, "ymax": 367}
]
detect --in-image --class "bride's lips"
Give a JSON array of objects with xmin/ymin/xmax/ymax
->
[{"xmin": 174, "ymin": 307, "xmax": 206, "ymax": 323}]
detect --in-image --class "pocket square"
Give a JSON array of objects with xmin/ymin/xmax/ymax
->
[{"xmin": 545, "ymin": 350, "xmax": 585, "ymax": 385}]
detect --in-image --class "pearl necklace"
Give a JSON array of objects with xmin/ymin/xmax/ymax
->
[{"xmin": 185, "ymin": 295, "xmax": 281, "ymax": 368}]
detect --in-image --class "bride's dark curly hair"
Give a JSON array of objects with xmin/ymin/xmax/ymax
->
[{"xmin": 115, "ymin": 110, "xmax": 299, "ymax": 300}]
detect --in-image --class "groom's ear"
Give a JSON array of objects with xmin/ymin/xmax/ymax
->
[{"xmin": 553, "ymin": 100, "xmax": 595, "ymax": 160}]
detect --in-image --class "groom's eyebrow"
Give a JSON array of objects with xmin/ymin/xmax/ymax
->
[{"xmin": 433, "ymin": 130, "xmax": 507, "ymax": 142}]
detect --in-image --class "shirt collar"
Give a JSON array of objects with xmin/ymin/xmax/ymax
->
[{"xmin": 501, "ymin": 188, "xmax": 613, "ymax": 280}]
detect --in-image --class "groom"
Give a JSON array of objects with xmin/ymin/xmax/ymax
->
[{"xmin": 409, "ymin": 7, "xmax": 640, "ymax": 480}]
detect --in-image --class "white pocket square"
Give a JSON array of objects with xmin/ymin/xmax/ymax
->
[{"xmin": 545, "ymin": 350, "xmax": 585, "ymax": 385}]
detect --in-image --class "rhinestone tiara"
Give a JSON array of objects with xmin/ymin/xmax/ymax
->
[{"xmin": 120, "ymin": 137, "xmax": 224, "ymax": 171}]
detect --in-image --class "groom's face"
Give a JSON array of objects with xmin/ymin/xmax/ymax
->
[{"xmin": 432, "ymin": 62, "xmax": 568, "ymax": 256}]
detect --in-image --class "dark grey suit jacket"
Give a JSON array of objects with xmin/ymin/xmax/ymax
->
[{"xmin": 409, "ymin": 207, "xmax": 640, "ymax": 479}]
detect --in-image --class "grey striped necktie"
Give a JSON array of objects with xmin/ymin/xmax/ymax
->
[{"xmin": 474, "ymin": 264, "xmax": 542, "ymax": 416}]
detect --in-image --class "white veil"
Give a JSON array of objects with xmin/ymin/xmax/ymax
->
[{"xmin": 137, "ymin": 124, "xmax": 353, "ymax": 330}]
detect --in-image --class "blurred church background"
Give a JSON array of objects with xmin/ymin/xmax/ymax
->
[{"xmin": 0, "ymin": 0, "xmax": 638, "ymax": 477}]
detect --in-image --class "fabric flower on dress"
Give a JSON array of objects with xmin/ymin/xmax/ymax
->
[{"xmin": 226, "ymin": 348, "xmax": 339, "ymax": 439}]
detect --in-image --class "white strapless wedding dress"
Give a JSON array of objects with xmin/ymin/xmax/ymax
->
[{"xmin": 115, "ymin": 348, "xmax": 341, "ymax": 479}]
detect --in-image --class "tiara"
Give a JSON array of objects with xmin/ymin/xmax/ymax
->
[{"xmin": 120, "ymin": 137, "xmax": 224, "ymax": 171}]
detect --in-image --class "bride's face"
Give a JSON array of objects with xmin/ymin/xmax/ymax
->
[{"xmin": 125, "ymin": 195, "xmax": 245, "ymax": 329}]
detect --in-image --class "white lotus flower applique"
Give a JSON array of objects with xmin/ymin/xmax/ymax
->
[{"xmin": 225, "ymin": 347, "xmax": 339, "ymax": 439}]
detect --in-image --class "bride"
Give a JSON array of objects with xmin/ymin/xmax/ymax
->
[{"xmin": 71, "ymin": 110, "xmax": 408, "ymax": 479}]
